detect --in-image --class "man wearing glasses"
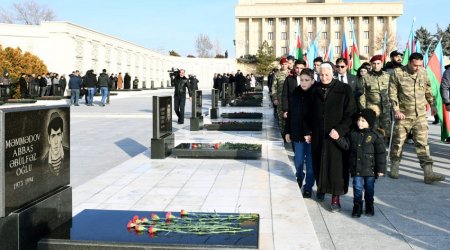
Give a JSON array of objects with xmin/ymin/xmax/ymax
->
[{"xmin": 335, "ymin": 58, "xmax": 363, "ymax": 110}]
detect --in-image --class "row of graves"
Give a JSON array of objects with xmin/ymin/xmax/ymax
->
[
  {"xmin": 0, "ymin": 87, "xmax": 263, "ymax": 248},
  {"xmin": 145, "ymin": 88, "xmax": 266, "ymax": 248}
]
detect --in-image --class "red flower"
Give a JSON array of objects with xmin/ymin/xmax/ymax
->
[
  {"xmin": 127, "ymin": 220, "xmax": 135, "ymax": 228},
  {"xmin": 135, "ymin": 225, "xmax": 146, "ymax": 231},
  {"xmin": 180, "ymin": 209, "xmax": 188, "ymax": 217},
  {"xmin": 214, "ymin": 143, "xmax": 220, "ymax": 150},
  {"xmin": 165, "ymin": 211, "xmax": 176, "ymax": 221},
  {"xmin": 132, "ymin": 215, "xmax": 139, "ymax": 223},
  {"xmin": 149, "ymin": 226, "xmax": 159, "ymax": 234},
  {"xmin": 191, "ymin": 143, "xmax": 198, "ymax": 149},
  {"xmin": 151, "ymin": 213, "xmax": 160, "ymax": 221},
  {"xmin": 141, "ymin": 217, "xmax": 149, "ymax": 223}
]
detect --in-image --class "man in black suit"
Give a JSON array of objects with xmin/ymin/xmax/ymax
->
[{"xmin": 335, "ymin": 57, "xmax": 363, "ymax": 110}]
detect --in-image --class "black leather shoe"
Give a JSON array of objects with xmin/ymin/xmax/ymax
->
[
  {"xmin": 302, "ymin": 190, "xmax": 312, "ymax": 198},
  {"xmin": 316, "ymin": 192, "xmax": 325, "ymax": 202}
]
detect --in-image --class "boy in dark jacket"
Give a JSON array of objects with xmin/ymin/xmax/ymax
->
[
  {"xmin": 285, "ymin": 68, "xmax": 315, "ymax": 198},
  {"xmin": 334, "ymin": 108, "xmax": 386, "ymax": 217}
]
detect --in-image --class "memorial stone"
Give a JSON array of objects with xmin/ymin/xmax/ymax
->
[
  {"xmin": 221, "ymin": 82, "xmax": 228, "ymax": 107},
  {"xmin": 210, "ymin": 89, "xmax": 220, "ymax": 119},
  {"xmin": 151, "ymin": 96, "xmax": 174, "ymax": 159},
  {"xmin": 0, "ymin": 105, "xmax": 72, "ymax": 249},
  {"xmin": 189, "ymin": 90, "xmax": 203, "ymax": 131}
]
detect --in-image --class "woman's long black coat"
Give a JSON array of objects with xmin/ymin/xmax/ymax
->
[{"xmin": 310, "ymin": 79, "xmax": 356, "ymax": 195}]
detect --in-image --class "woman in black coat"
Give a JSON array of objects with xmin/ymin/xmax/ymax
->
[{"xmin": 310, "ymin": 63, "xmax": 356, "ymax": 212}]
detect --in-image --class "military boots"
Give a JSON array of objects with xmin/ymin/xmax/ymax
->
[
  {"xmin": 423, "ymin": 165, "xmax": 445, "ymax": 184},
  {"xmin": 389, "ymin": 161, "xmax": 400, "ymax": 179}
]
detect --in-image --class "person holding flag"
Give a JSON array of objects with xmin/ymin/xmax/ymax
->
[{"xmin": 388, "ymin": 52, "xmax": 445, "ymax": 184}]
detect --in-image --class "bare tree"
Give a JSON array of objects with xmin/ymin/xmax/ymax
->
[
  {"xmin": 195, "ymin": 34, "xmax": 213, "ymax": 58},
  {"xmin": 374, "ymin": 30, "xmax": 398, "ymax": 54},
  {"xmin": 0, "ymin": 0, "xmax": 55, "ymax": 25}
]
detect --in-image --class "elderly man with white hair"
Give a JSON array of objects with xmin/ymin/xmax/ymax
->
[{"xmin": 309, "ymin": 63, "xmax": 356, "ymax": 212}]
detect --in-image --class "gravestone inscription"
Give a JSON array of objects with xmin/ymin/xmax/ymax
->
[
  {"xmin": 0, "ymin": 106, "xmax": 70, "ymax": 217},
  {"xmin": 151, "ymin": 96, "xmax": 174, "ymax": 159},
  {"xmin": 210, "ymin": 89, "xmax": 219, "ymax": 119},
  {"xmin": 190, "ymin": 90, "xmax": 203, "ymax": 131}
]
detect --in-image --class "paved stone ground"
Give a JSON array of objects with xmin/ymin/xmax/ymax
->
[{"xmin": 67, "ymin": 89, "xmax": 450, "ymax": 249}]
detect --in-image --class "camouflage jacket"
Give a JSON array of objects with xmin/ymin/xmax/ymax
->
[
  {"xmin": 271, "ymin": 70, "xmax": 289, "ymax": 102},
  {"xmin": 389, "ymin": 66, "xmax": 435, "ymax": 116},
  {"xmin": 359, "ymin": 71, "xmax": 390, "ymax": 111}
]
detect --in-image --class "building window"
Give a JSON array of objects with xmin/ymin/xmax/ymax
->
[
  {"xmin": 281, "ymin": 47, "xmax": 288, "ymax": 55},
  {"xmin": 295, "ymin": 18, "xmax": 300, "ymax": 24},
  {"xmin": 307, "ymin": 17, "xmax": 313, "ymax": 25},
  {"xmin": 378, "ymin": 17, "xmax": 384, "ymax": 23},
  {"xmin": 364, "ymin": 31, "xmax": 369, "ymax": 39},
  {"xmin": 281, "ymin": 32, "xmax": 288, "ymax": 40},
  {"xmin": 363, "ymin": 17, "xmax": 369, "ymax": 24},
  {"xmin": 349, "ymin": 17, "xmax": 355, "ymax": 24},
  {"xmin": 321, "ymin": 17, "xmax": 328, "ymax": 24},
  {"xmin": 281, "ymin": 18, "xmax": 287, "ymax": 26},
  {"xmin": 308, "ymin": 32, "xmax": 313, "ymax": 39},
  {"xmin": 364, "ymin": 46, "xmax": 369, "ymax": 54},
  {"xmin": 335, "ymin": 46, "xmax": 341, "ymax": 55},
  {"xmin": 335, "ymin": 31, "xmax": 340, "ymax": 39},
  {"xmin": 335, "ymin": 17, "xmax": 341, "ymax": 25},
  {"xmin": 268, "ymin": 32, "xmax": 273, "ymax": 40},
  {"xmin": 268, "ymin": 18, "xmax": 273, "ymax": 26},
  {"xmin": 322, "ymin": 32, "xmax": 328, "ymax": 39}
]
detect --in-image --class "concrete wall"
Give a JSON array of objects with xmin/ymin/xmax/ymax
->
[{"xmin": 0, "ymin": 22, "xmax": 237, "ymax": 90}]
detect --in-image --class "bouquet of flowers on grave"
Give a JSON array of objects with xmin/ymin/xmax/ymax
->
[
  {"xmin": 127, "ymin": 210, "xmax": 259, "ymax": 236},
  {"xmin": 189, "ymin": 142, "xmax": 261, "ymax": 151}
]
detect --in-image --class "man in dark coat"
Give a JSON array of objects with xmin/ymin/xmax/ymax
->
[
  {"xmin": 124, "ymin": 73, "xmax": 131, "ymax": 89},
  {"xmin": 335, "ymin": 57, "xmax": 363, "ymax": 110},
  {"xmin": 19, "ymin": 73, "xmax": 28, "ymax": 98},
  {"xmin": 173, "ymin": 69, "xmax": 191, "ymax": 124},
  {"xmin": 310, "ymin": 63, "xmax": 356, "ymax": 212}
]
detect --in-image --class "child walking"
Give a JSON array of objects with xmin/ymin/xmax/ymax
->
[
  {"xmin": 334, "ymin": 108, "xmax": 386, "ymax": 217},
  {"xmin": 285, "ymin": 68, "xmax": 315, "ymax": 198}
]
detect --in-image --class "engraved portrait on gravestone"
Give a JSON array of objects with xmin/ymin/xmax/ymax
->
[{"xmin": 42, "ymin": 111, "xmax": 70, "ymax": 176}]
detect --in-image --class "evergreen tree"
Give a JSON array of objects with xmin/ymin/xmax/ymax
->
[
  {"xmin": 415, "ymin": 26, "xmax": 434, "ymax": 55},
  {"xmin": 256, "ymin": 41, "xmax": 275, "ymax": 76},
  {"xmin": 436, "ymin": 24, "xmax": 450, "ymax": 55}
]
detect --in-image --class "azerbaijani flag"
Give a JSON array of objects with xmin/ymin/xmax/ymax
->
[
  {"xmin": 342, "ymin": 31, "xmax": 350, "ymax": 65},
  {"xmin": 426, "ymin": 40, "xmax": 450, "ymax": 142},
  {"xmin": 295, "ymin": 24, "xmax": 303, "ymax": 60},
  {"xmin": 402, "ymin": 17, "xmax": 416, "ymax": 65},
  {"xmin": 350, "ymin": 21, "xmax": 361, "ymax": 75},
  {"xmin": 381, "ymin": 31, "xmax": 388, "ymax": 66},
  {"xmin": 424, "ymin": 44, "xmax": 431, "ymax": 67}
]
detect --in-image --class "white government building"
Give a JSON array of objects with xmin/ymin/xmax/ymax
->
[
  {"xmin": 235, "ymin": 0, "xmax": 403, "ymax": 58},
  {"xmin": 0, "ymin": 21, "xmax": 236, "ymax": 90}
]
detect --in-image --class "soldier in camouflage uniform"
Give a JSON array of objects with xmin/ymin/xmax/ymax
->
[
  {"xmin": 272, "ymin": 57, "xmax": 289, "ymax": 136},
  {"xmin": 359, "ymin": 55, "xmax": 391, "ymax": 141},
  {"xmin": 389, "ymin": 53, "xmax": 445, "ymax": 184}
]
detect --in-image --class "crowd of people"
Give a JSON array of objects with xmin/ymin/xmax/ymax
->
[
  {"xmin": 0, "ymin": 68, "xmax": 142, "ymax": 107},
  {"xmin": 213, "ymin": 71, "xmax": 262, "ymax": 98},
  {"xmin": 269, "ymin": 52, "xmax": 447, "ymax": 218}
]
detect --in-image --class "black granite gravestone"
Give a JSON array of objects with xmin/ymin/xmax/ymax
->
[
  {"xmin": 190, "ymin": 90, "xmax": 203, "ymax": 131},
  {"xmin": 39, "ymin": 209, "xmax": 259, "ymax": 249},
  {"xmin": 0, "ymin": 105, "xmax": 72, "ymax": 249},
  {"xmin": 210, "ymin": 89, "xmax": 219, "ymax": 119},
  {"xmin": 151, "ymin": 96, "xmax": 174, "ymax": 159}
]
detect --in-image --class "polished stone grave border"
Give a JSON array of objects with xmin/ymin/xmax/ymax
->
[
  {"xmin": 39, "ymin": 209, "xmax": 259, "ymax": 250},
  {"xmin": 172, "ymin": 143, "xmax": 262, "ymax": 159}
]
